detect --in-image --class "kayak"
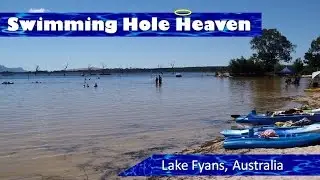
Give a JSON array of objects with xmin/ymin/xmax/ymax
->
[
  {"xmin": 223, "ymin": 132, "xmax": 320, "ymax": 149},
  {"xmin": 221, "ymin": 123, "xmax": 320, "ymax": 137},
  {"xmin": 235, "ymin": 111, "xmax": 320, "ymax": 125},
  {"xmin": 304, "ymin": 88, "xmax": 320, "ymax": 92},
  {"xmin": 2, "ymin": 81, "xmax": 14, "ymax": 85},
  {"xmin": 304, "ymin": 108, "xmax": 320, "ymax": 113},
  {"xmin": 232, "ymin": 108, "xmax": 320, "ymax": 120}
]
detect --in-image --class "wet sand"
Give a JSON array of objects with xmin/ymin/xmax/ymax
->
[
  {"xmin": 293, "ymin": 92, "xmax": 320, "ymax": 108},
  {"xmin": 148, "ymin": 92, "xmax": 320, "ymax": 180}
]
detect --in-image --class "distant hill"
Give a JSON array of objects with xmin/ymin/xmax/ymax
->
[
  {"xmin": 0, "ymin": 65, "xmax": 26, "ymax": 72},
  {"xmin": 67, "ymin": 67, "xmax": 102, "ymax": 71}
]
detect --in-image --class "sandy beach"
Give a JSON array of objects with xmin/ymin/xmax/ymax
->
[{"xmin": 148, "ymin": 92, "xmax": 320, "ymax": 180}]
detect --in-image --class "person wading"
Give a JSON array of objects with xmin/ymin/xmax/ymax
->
[{"xmin": 158, "ymin": 75, "xmax": 162, "ymax": 85}]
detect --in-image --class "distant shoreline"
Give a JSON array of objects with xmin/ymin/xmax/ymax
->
[{"xmin": 0, "ymin": 66, "xmax": 228, "ymax": 76}]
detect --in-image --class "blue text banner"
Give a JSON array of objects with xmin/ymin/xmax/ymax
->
[
  {"xmin": 119, "ymin": 154, "xmax": 320, "ymax": 176},
  {"xmin": 0, "ymin": 13, "xmax": 261, "ymax": 37}
]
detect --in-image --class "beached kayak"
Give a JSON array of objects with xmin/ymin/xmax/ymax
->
[
  {"xmin": 221, "ymin": 123, "xmax": 320, "ymax": 137},
  {"xmin": 232, "ymin": 108, "xmax": 320, "ymax": 120},
  {"xmin": 304, "ymin": 108, "xmax": 320, "ymax": 113},
  {"xmin": 223, "ymin": 132, "xmax": 320, "ymax": 149},
  {"xmin": 235, "ymin": 111, "xmax": 320, "ymax": 125},
  {"xmin": 304, "ymin": 88, "xmax": 320, "ymax": 92}
]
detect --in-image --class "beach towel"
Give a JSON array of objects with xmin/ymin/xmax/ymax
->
[
  {"xmin": 259, "ymin": 129, "xmax": 277, "ymax": 138},
  {"xmin": 275, "ymin": 121, "xmax": 294, "ymax": 127},
  {"xmin": 292, "ymin": 118, "xmax": 312, "ymax": 126}
]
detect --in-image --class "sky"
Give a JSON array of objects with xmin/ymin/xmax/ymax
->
[{"xmin": 0, "ymin": 0, "xmax": 320, "ymax": 71}]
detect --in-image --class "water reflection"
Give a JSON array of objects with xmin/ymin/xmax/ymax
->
[
  {"xmin": 156, "ymin": 83, "xmax": 162, "ymax": 94},
  {"xmin": 228, "ymin": 77, "xmax": 306, "ymax": 113}
]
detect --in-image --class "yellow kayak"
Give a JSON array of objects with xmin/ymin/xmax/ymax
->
[{"xmin": 304, "ymin": 88, "xmax": 320, "ymax": 92}]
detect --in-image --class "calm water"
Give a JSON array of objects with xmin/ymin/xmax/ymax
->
[{"xmin": 0, "ymin": 73, "xmax": 308, "ymax": 180}]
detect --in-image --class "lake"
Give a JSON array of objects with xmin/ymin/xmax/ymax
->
[{"xmin": 0, "ymin": 73, "xmax": 308, "ymax": 180}]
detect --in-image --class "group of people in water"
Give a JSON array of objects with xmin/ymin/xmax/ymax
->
[
  {"xmin": 285, "ymin": 75, "xmax": 301, "ymax": 86},
  {"xmin": 83, "ymin": 77, "xmax": 98, "ymax": 88}
]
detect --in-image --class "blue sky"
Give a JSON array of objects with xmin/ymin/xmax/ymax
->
[{"xmin": 0, "ymin": 0, "xmax": 319, "ymax": 71}]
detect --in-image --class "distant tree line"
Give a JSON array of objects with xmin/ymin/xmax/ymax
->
[
  {"xmin": 229, "ymin": 28, "xmax": 320, "ymax": 76},
  {"xmin": 0, "ymin": 66, "xmax": 229, "ymax": 76}
]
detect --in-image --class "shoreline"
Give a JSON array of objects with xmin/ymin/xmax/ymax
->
[{"xmin": 148, "ymin": 93, "xmax": 320, "ymax": 180}]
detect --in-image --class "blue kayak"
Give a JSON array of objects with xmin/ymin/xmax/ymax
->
[
  {"xmin": 223, "ymin": 132, "xmax": 320, "ymax": 149},
  {"xmin": 221, "ymin": 123, "xmax": 320, "ymax": 137},
  {"xmin": 235, "ymin": 111, "xmax": 320, "ymax": 125},
  {"xmin": 232, "ymin": 109, "xmax": 320, "ymax": 119}
]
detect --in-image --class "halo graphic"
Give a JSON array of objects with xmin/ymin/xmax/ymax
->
[{"xmin": 174, "ymin": 9, "xmax": 192, "ymax": 16}]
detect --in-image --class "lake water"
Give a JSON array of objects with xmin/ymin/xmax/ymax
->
[{"xmin": 0, "ymin": 73, "xmax": 308, "ymax": 180}]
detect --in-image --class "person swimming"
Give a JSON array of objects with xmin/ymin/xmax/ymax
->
[{"xmin": 94, "ymin": 83, "xmax": 98, "ymax": 88}]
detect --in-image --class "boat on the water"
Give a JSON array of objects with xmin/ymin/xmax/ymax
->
[
  {"xmin": 301, "ymin": 74, "xmax": 312, "ymax": 78},
  {"xmin": 175, "ymin": 73, "xmax": 182, "ymax": 77},
  {"xmin": 235, "ymin": 110, "xmax": 320, "ymax": 125},
  {"xmin": 2, "ymin": 81, "xmax": 14, "ymax": 85},
  {"xmin": 223, "ymin": 132, "xmax": 320, "ymax": 149},
  {"xmin": 221, "ymin": 123, "xmax": 320, "ymax": 137}
]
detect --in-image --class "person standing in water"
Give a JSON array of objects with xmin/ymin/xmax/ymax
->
[
  {"xmin": 155, "ymin": 76, "xmax": 159, "ymax": 85},
  {"xmin": 158, "ymin": 75, "xmax": 162, "ymax": 85}
]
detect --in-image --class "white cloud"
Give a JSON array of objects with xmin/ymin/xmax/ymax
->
[{"xmin": 28, "ymin": 8, "xmax": 50, "ymax": 13}]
